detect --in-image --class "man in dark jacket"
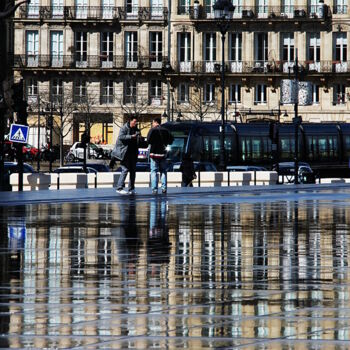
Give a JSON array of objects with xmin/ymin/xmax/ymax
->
[
  {"xmin": 147, "ymin": 117, "xmax": 173, "ymax": 194},
  {"xmin": 112, "ymin": 116, "xmax": 140, "ymax": 195}
]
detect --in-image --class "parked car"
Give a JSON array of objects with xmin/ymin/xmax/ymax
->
[
  {"xmin": 273, "ymin": 162, "xmax": 316, "ymax": 184},
  {"xmin": 227, "ymin": 165, "xmax": 268, "ymax": 171},
  {"xmin": 65, "ymin": 142, "xmax": 108, "ymax": 162},
  {"xmin": 168, "ymin": 161, "xmax": 217, "ymax": 172},
  {"xmin": 53, "ymin": 166, "xmax": 98, "ymax": 174},
  {"xmin": 65, "ymin": 162, "xmax": 110, "ymax": 172},
  {"xmin": 115, "ymin": 162, "xmax": 150, "ymax": 172},
  {"xmin": 2, "ymin": 162, "xmax": 36, "ymax": 191}
]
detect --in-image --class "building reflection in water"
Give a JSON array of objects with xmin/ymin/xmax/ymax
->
[{"xmin": 0, "ymin": 200, "xmax": 350, "ymax": 348}]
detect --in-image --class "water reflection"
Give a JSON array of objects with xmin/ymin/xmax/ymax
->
[{"xmin": 0, "ymin": 199, "xmax": 350, "ymax": 348}]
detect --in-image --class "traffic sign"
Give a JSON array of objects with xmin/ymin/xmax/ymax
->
[{"xmin": 9, "ymin": 124, "xmax": 29, "ymax": 144}]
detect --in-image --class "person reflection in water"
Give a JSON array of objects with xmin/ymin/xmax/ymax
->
[
  {"xmin": 148, "ymin": 200, "xmax": 171, "ymax": 263},
  {"xmin": 113, "ymin": 202, "xmax": 140, "ymax": 263}
]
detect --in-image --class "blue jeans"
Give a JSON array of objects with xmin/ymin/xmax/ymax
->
[
  {"xmin": 117, "ymin": 157, "xmax": 136, "ymax": 191},
  {"xmin": 150, "ymin": 158, "xmax": 167, "ymax": 191}
]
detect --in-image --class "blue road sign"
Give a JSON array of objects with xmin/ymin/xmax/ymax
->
[{"xmin": 9, "ymin": 124, "xmax": 29, "ymax": 144}]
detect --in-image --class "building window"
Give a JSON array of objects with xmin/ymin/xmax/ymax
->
[
  {"xmin": 125, "ymin": 31, "xmax": 138, "ymax": 68},
  {"xmin": 50, "ymin": 31, "xmax": 63, "ymax": 67},
  {"xmin": 255, "ymin": 84, "xmax": 267, "ymax": 104},
  {"xmin": 229, "ymin": 84, "xmax": 241, "ymax": 103},
  {"xmin": 101, "ymin": 80, "xmax": 114, "ymax": 104},
  {"xmin": 178, "ymin": 83, "xmax": 189, "ymax": 103},
  {"xmin": 74, "ymin": 80, "xmax": 87, "ymax": 104},
  {"xmin": 101, "ymin": 32, "xmax": 114, "ymax": 68},
  {"xmin": 334, "ymin": 0, "xmax": 347, "ymax": 14},
  {"xmin": 255, "ymin": 33, "xmax": 268, "ymax": 62},
  {"xmin": 51, "ymin": 79, "xmax": 63, "ymax": 104},
  {"xmin": 333, "ymin": 84, "xmax": 346, "ymax": 105},
  {"xmin": 308, "ymin": 32, "xmax": 321, "ymax": 72},
  {"xmin": 27, "ymin": 78, "xmax": 38, "ymax": 97},
  {"xmin": 124, "ymin": 81, "xmax": 137, "ymax": 104},
  {"xmin": 149, "ymin": 32, "xmax": 163, "ymax": 67},
  {"xmin": 150, "ymin": 80, "xmax": 162, "ymax": 104},
  {"xmin": 312, "ymin": 84, "xmax": 319, "ymax": 104},
  {"xmin": 203, "ymin": 83, "xmax": 215, "ymax": 104},
  {"xmin": 178, "ymin": 0, "xmax": 190, "ymax": 14},
  {"xmin": 26, "ymin": 30, "xmax": 39, "ymax": 67},
  {"xmin": 75, "ymin": 32, "xmax": 87, "ymax": 67}
]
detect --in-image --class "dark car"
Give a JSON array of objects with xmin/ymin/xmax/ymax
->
[
  {"xmin": 273, "ymin": 162, "xmax": 316, "ymax": 184},
  {"xmin": 53, "ymin": 166, "xmax": 98, "ymax": 174},
  {"xmin": 115, "ymin": 162, "xmax": 150, "ymax": 172},
  {"xmin": 168, "ymin": 161, "xmax": 217, "ymax": 172},
  {"xmin": 65, "ymin": 162, "xmax": 110, "ymax": 172},
  {"xmin": 2, "ymin": 162, "xmax": 36, "ymax": 191},
  {"xmin": 227, "ymin": 165, "xmax": 268, "ymax": 171}
]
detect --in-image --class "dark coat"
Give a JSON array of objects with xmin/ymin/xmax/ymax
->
[
  {"xmin": 111, "ymin": 122, "xmax": 140, "ymax": 161},
  {"xmin": 147, "ymin": 125, "xmax": 173, "ymax": 158}
]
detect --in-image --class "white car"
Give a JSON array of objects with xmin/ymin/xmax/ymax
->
[{"xmin": 66, "ymin": 142, "xmax": 105, "ymax": 162}]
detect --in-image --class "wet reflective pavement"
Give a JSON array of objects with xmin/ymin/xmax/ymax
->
[{"xmin": 1, "ymin": 190, "xmax": 350, "ymax": 349}]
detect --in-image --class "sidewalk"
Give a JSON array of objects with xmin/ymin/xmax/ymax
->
[{"xmin": 1, "ymin": 182, "xmax": 350, "ymax": 206}]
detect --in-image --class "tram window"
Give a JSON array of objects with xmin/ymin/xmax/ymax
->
[
  {"xmin": 168, "ymin": 137, "xmax": 186, "ymax": 162},
  {"xmin": 225, "ymin": 137, "xmax": 233, "ymax": 163},
  {"xmin": 329, "ymin": 136, "xmax": 338, "ymax": 158},
  {"xmin": 262, "ymin": 138, "xmax": 271, "ymax": 160},
  {"xmin": 202, "ymin": 137, "xmax": 210, "ymax": 161},
  {"xmin": 308, "ymin": 137, "xmax": 317, "ymax": 161},
  {"xmin": 212, "ymin": 137, "xmax": 221, "ymax": 164},
  {"xmin": 345, "ymin": 136, "xmax": 350, "ymax": 158},
  {"xmin": 252, "ymin": 138, "xmax": 262, "ymax": 160},
  {"xmin": 318, "ymin": 137, "xmax": 328, "ymax": 159},
  {"xmin": 280, "ymin": 137, "xmax": 295, "ymax": 160}
]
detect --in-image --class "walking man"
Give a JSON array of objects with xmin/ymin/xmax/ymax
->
[
  {"xmin": 147, "ymin": 117, "xmax": 173, "ymax": 194},
  {"xmin": 112, "ymin": 116, "xmax": 140, "ymax": 195}
]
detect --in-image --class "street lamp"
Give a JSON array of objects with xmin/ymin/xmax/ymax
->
[{"xmin": 213, "ymin": 0, "xmax": 234, "ymax": 170}]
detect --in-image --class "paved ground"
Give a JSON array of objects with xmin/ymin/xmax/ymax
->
[
  {"xmin": 1, "ymin": 184, "xmax": 350, "ymax": 349},
  {"xmin": 1, "ymin": 183, "xmax": 350, "ymax": 206}
]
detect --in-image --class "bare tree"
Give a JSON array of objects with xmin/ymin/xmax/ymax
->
[
  {"xmin": 175, "ymin": 78, "xmax": 219, "ymax": 122},
  {"xmin": 113, "ymin": 76, "xmax": 156, "ymax": 133}
]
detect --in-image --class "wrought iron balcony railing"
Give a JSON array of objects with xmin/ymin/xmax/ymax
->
[
  {"xmin": 12, "ymin": 54, "xmax": 169, "ymax": 70},
  {"xmin": 17, "ymin": 5, "xmax": 168, "ymax": 21},
  {"xmin": 182, "ymin": 4, "xmax": 331, "ymax": 20},
  {"xmin": 170, "ymin": 60, "xmax": 349, "ymax": 74}
]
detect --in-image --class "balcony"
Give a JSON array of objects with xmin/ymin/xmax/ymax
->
[
  {"xmin": 12, "ymin": 54, "xmax": 169, "ymax": 71},
  {"xmin": 16, "ymin": 5, "xmax": 168, "ymax": 22},
  {"xmin": 169, "ymin": 60, "xmax": 348, "ymax": 75},
  {"xmin": 186, "ymin": 4, "xmax": 331, "ymax": 21}
]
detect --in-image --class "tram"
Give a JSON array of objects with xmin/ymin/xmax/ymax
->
[{"xmin": 163, "ymin": 121, "xmax": 350, "ymax": 177}]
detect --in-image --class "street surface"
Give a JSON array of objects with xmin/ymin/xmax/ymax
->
[{"xmin": 1, "ymin": 184, "xmax": 350, "ymax": 349}]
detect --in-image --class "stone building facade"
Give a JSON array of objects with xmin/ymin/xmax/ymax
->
[{"xmin": 11, "ymin": 0, "xmax": 350, "ymax": 145}]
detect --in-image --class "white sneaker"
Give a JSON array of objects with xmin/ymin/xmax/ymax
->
[{"xmin": 117, "ymin": 189, "xmax": 129, "ymax": 195}]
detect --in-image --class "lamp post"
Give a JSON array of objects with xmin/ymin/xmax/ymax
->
[
  {"xmin": 292, "ymin": 51, "xmax": 302, "ymax": 185},
  {"xmin": 213, "ymin": 0, "xmax": 234, "ymax": 170}
]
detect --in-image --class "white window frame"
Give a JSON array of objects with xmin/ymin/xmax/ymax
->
[
  {"xmin": 178, "ymin": 32, "xmax": 191, "ymax": 72},
  {"xmin": 125, "ymin": 31, "xmax": 138, "ymax": 68},
  {"xmin": 312, "ymin": 84, "xmax": 319, "ymax": 104},
  {"xmin": 101, "ymin": 80, "xmax": 114, "ymax": 105},
  {"xmin": 255, "ymin": 84, "xmax": 267, "ymax": 104},
  {"xmin": 51, "ymin": 79, "xmax": 63, "ymax": 104},
  {"xmin": 26, "ymin": 30, "xmax": 39, "ymax": 67},
  {"xmin": 335, "ymin": 0, "xmax": 347, "ymax": 14},
  {"xmin": 150, "ymin": 32, "xmax": 163, "ymax": 68},
  {"xmin": 204, "ymin": 32, "xmax": 216, "ymax": 73},
  {"xmin": 27, "ymin": 78, "xmax": 38, "ymax": 105},
  {"xmin": 74, "ymin": 80, "xmax": 87, "ymax": 104},
  {"xmin": 150, "ymin": 80, "xmax": 162, "ymax": 105},
  {"xmin": 50, "ymin": 30, "xmax": 64, "ymax": 67},
  {"xmin": 124, "ymin": 81, "xmax": 137, "ymax": 104},
  {"xmin": 75, "ymin": 31, "xmax": 87, "ymax": 67},
  {"xmin": 178, "ymin": 83, "xmax": 189, "ymax": 103},
  {"xmin": 307, "ymin": 32, "xmax": 321, "ymax": 72},
  {"xmin": 204, "ymin": 83, "xmax": 215, "ymax": 104},
  {"xmin": 101, "ymin": 32, "xmax": 114, "ymax": 68},
  {"xmin": 229, "ymin": 84, "xmax": 241, "ymax": 103},
  {"xmin": 333, "ymin": 84, "xmax": 346, "ymax": 105}
]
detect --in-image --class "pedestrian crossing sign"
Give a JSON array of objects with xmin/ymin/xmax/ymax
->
[{"xmin": 9, "ymin": 124, "xmax": 29, "ymax": 144}]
